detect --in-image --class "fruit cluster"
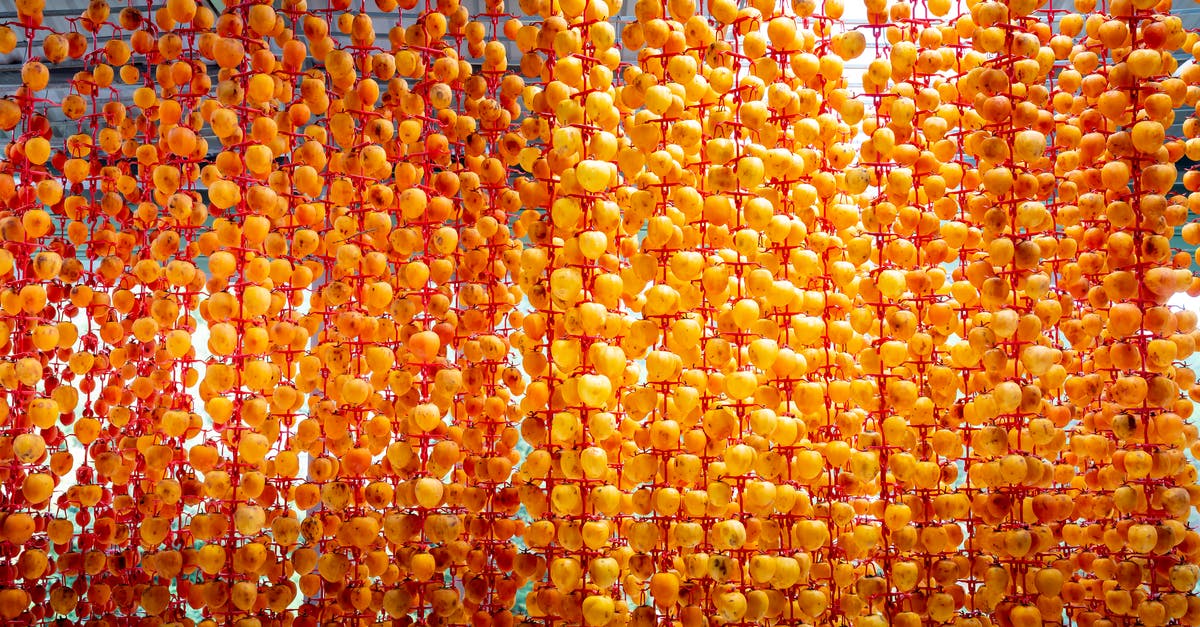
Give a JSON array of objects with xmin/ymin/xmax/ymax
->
[{"xmin": 1, "ymin": 0, "xmax": 1200, "ymax": 625}]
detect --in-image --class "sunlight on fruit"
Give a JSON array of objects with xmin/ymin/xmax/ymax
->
[{"xmin": 0, "ymin": 0, "xmax": 1197, "ymax": 624}]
